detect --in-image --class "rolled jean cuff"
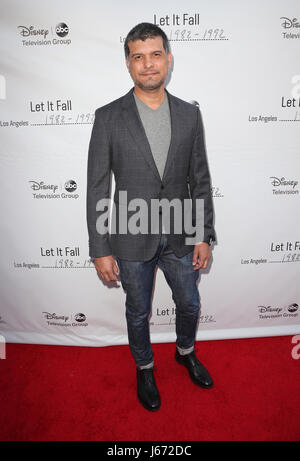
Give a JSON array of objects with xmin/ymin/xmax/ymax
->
[
  {"xmin": 138, "ymin": 361, "xmax": 154, "ymax": 370},
  {"xmin": 177, "ymin": 345, "xmax": 194, "ymax": 356}
]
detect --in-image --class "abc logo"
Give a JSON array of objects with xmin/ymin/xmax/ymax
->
[
  {"xmin": 65, "ymin": 180, "xmax": 77, "ymax": 192},
  {"xmin": 75, "ymin": 313, "xmax": 86, "ymax": 323},
  {"xmin": 288, "ymin": 303, "xmax": 298, "ymax": 313},
  {"xmin": 55, "ymin": 23, "xmax": 69, "ymax": 37}
]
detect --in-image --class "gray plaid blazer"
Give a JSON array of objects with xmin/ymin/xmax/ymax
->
[{"xmin": 86, "ymin": 87, "xmax": 215, "ymax": 261}]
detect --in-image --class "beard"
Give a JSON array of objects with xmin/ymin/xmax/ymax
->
[{"xmin": 135, "ymin": 74, "xmax": 165, "ymax": 91}]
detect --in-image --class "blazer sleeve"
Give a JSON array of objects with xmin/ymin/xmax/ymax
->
[
  {"xmin": 188, "ymin": 108, "xmax": 216, "ymax": 245},
  {"xmin": 86, "ymin": 109, "xmax": 112, "ymax": 258}
]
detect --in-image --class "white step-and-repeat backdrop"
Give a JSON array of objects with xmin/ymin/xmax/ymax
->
[{"xmin": 1, "ymin": 0, "xmax": 299, "ymax": 347}]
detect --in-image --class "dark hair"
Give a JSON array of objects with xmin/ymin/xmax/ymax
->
[{"xmin": 124, "ymin": 22, "xmax": 170, "ymax": 58}]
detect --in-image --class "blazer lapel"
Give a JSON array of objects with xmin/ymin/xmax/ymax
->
[{"xmin": 162, "ymin": 89, "xmax": 182, "ymax": 183}]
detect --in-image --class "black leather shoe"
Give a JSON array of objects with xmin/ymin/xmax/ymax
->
[
  {"xmin": 136, "ymin": 367, "xmax": 161, "ymax": 411},
  {"xmin": 175, "ymin": 349, "xmax": 213, "ymax": 388}
]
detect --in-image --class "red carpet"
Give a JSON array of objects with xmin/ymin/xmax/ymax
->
[{"xmin": 0, "ymin": 335, "xmax": 299, "ymax": 441}]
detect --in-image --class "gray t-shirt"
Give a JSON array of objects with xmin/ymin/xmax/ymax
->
[{"xmin": 133, "ymin": 91, "xmax": 171, "ymax": 180}]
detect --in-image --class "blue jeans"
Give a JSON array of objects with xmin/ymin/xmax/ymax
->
[{"xmin": 116, "ymin": 233, "xmax": 200, "ymax": 367}]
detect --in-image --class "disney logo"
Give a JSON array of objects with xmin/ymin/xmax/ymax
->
[
  {"xmin": 18, "ymin": 26, "xmax": 49, "ymax": 39},
  {"xmin": 280, "ymin": 17, "xmax": 300, "ymax": 29},
  {"xmin": 270, "ymin": 177, "xmax": 298, "ymax": 188},
  {"xmin": 258, "ymin": 305, "xmax": 282, "ymax": 314},
  {"xmin": 42, "ymin": 312, "xmax": 69, "ymax": 322},
  {"xmin": 29, "ymin": 181, "xmax": 58, "ymax": 193}
]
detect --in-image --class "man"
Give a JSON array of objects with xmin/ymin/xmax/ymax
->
[{"xmin": 86, "ymin": 23, "xmax": 216, "ymax": 411}]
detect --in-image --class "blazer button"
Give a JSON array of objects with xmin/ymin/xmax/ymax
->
[{"xmin": 161, "ymin": 184, "xmax": 164, "ymax": 189}]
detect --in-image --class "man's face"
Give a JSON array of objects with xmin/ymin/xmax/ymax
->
[{"xmin": 126, "ymin": 36, "xmax": 171, "ymax": 91}]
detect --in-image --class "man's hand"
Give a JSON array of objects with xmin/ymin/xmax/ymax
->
[
  {"xmin": 192, "ymin": 242, "xmax": 211, "ymax": 270},
  {"xmin": 93, "ymin": 255, "xmax": 119, "ymax": 282}
]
